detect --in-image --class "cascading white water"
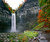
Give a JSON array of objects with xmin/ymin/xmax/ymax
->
[
  {"xmin": 4, "ymin": 0, "xmax": 25, "ymax": 32},
  {"xmin": 11, "ymin": 13, "xmax": 16, "ymax": 32}
]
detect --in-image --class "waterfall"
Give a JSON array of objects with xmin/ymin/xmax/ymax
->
[
  {"xmin": 11, "ymin": 13, "xmax": 16, "ymax": 32},
  {"xmin": 20, "ymin": 15, "xmax": 22, "ymax": 23}
]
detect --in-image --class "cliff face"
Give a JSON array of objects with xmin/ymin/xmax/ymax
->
[
  {"xmin": 17, "ymin": 0, "xmax": 39, "ymax": 18},
  {"xmin": 16, "ymin": 0, "xmax": 40, "ymax": 29},
  {"xmin": 0, "ymin": 0, "xmax": 11, "ymax": 32}
]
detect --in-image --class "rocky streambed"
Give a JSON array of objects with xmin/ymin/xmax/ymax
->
[{"xmin": 0, "ymin": 31, "xmax": 50, "ymax": 42}]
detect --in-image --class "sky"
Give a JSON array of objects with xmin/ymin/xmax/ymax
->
[{"xmin": 5, "ymin": 0, "xmax": 25, "ymax": 10}]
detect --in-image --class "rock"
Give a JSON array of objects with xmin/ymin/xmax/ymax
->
[{"xmin": 40, "ymin": 37, "xmax": 46, "ymax": 40}]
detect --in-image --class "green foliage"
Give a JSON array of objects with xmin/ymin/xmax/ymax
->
[
  {"xmin": 38, "ymin": 0, "xmax": 48, "ymax": 7},
  {"xmin": 43, "ymin": 28, "xmax": 50, "ymax": 30},
  {"xmin": 17, "ymin": 34, "xmax": 28, "ymax": 42},
  {"xmin": 24, "ymin": 31, "xmax": 38, "ymax": 38},
  {"xmin": 0, "ymin": 40, "xmax": 3, "ymax": 42},
  {"xmin": 12, "ymin": 40, "xmax": 15, "ymax": 42},
  {"xmin": 32, "ymin": 22, "xmax": 38, "ymax": 28},
  {"xmin": 7, "ymin": 33, "xmax": 17, "ymax": 39},
  {"xmin": 33, "ymin": 22, "xmax": 45, "ymax": 30},
  {"xmin": 32, "ymin": 24, "xmax": 36, "ymax": 28}
]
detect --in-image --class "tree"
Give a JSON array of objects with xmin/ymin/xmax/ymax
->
[{"xmin": 38, "ymin": 0, "xmax": 50, "ymax": 28}]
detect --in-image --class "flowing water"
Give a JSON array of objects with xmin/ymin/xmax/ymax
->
[
  {"xmin": 11, "ymin": 13, "xmax": 16, "ymax": 32},
  {"xmin": 10, "ymin": 13, "xmax": 24, "ymax": 32}
]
